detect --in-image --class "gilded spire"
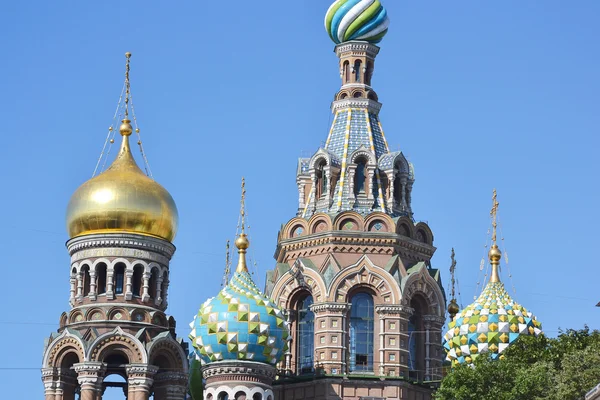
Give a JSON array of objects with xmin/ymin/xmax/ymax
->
[
  {"xmin": 489, "ymin": 189, "xmax": 502, "ymax": 283},
  {"xmin": 448, "ymin": 248, "xmax": 460, "ymax": 320},
  {"xmin": 119, "ymin": 52, "xmax": 133, "ymax": 140},
  {"xmin": 221, "ymin": 240, "xmax": 231, "ymax": 288},
  {"xmin": 235, "ymin": 177, "xmax": 250, "ymax": 273}
]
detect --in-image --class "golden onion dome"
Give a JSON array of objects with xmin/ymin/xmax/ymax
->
[{"xmin": 66, "ymin": 119, "xmax": 178, "ymax": 242}]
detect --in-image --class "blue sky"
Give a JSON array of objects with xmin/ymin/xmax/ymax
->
[{"xmin": 1, "ymin": 1, "xmax": 599, "ymax": 398}]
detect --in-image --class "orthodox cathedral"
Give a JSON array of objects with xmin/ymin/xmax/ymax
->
[{"xmin": 40, "ymin": 1, "xmax": 541, "ymax": 400}]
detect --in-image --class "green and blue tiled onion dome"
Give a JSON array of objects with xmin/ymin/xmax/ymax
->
[
  {"xmin": 189, "ymin": 234, "xmax": 289, "ymax": 366},
  {"xmin": 442, "ymin": 244, "xmax": 542, "ymax": 366},
  {"xmin": 325, "ymin": 0, "xmax": 390, "ymax": 45}
]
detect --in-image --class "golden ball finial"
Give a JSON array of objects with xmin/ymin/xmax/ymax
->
[
  {"xmin": 119, "ymin": 118, "xmax": 133, "ymax": 136},
  {"xmin": 235, "ymin": 234, "xmax": 250, "ymax": 250},
  {"xmin": 448, "ymin": 299, "xmax": 460, "ymax": 317},
  {"xmin": 489, "ymin": 244, "xmax": 502, "ymax": 263},
  {"xmin": 125, "ymin": 52, "xmax": 132, "ymax": 58}
]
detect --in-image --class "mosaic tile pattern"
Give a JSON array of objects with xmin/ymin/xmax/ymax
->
[
  {"xmin": 190, "ymin": 271, "xmax": 289, "ymax": 366},
  {"xmin": 443, "ymin": 282, "xmax": 542, "ymax": 366}
]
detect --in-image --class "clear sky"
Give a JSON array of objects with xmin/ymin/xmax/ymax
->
[{"xmin": 1, "ymin": 1, "xmax": 599, "ymax": 398}]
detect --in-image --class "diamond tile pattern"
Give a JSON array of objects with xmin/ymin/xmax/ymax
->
[
  {"xmin": 189, "ymin": 271, "xmax": 289, "ymax": 366},
  {"xmin": 443, "ymin": 282, "xmax": 542, "ymax": 366}
]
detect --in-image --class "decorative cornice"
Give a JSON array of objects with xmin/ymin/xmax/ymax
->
[
  {"xmin": 375, "ymin": 305, "xmax": 414, "ymax": 316},
  {"xmin": 331, "ymin": 98, "xmax": 382, "ymax": 114},
  {"xmin": 67, "ymin": 233, "xmax": 175, "ymax": 260},
  {"xmin": 423, "ymin": 315, "xmax": 446, "ymax": 326},
  {"xmin": 202, "ymin": 361, "xmax": 276, "ymax": 381},
  {"xmin": 335, "ymin": 41, "xmax": 380, "ymax": 58},
  {"xmin": 310, "ymin": 302, "xmax": 351, "ymax": 314}
]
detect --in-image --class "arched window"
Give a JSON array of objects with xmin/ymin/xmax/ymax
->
[
  {"xmin": 354, "ymin": 158, "xmax": 367, "ymax": 195},
  {"xmin": 349, "ymin": 293, "xmax": 374, "ymax": 372},
  {"xmin": 234, "ymin": 391, "xmax": 247, "ymax": 400},
  {"xmin": 149, "ymin": 268, "xmax": 159, "ymax": 300},
  {"xmin": 96, "ymin": 263, "xmax": 107, "ymax": 295},
  {"xmin": 161, "ymin": 271, "xmax": 169, "ymax": 303},
  {"xmin": 297, "ymin": 295, "xmax": 315, "ymax": 374},
  {"xmin": 218, "ymin": 392, "xmax": 229, "ymax": 400},
  {"xmin": 114, "ymin": 263, "xmax": 126, "ymax": 295},
  {"xmin": 253, "ymin": 394, "xmax": 263, "ymax": 400},
  {"xmin": 343, "ymin": 60, "xmax": 350, "ymax": 83},
  {"xmin": 365, "ymin": 61, "xmax": 374, "ymax": 85},
  {"xmin": 409, "ymin": 296, "xmax": 427, "ymax": 380},
  {"xmin": 132, "ymin": 265, "xmax": 143, "ymax": 297},
  {"xmin": 315, "ymin": 160, "xmax": 327, "ymax": 199},
  {"xmin": 81, "ymin": 265, "xmax": 91, "ymax": 296},
  {"xmin": 354, "ymin": 60, "xmax": 362, "ymax": 83}
]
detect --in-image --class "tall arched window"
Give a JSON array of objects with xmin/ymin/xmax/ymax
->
[
  {"xmin": 114, "ymin": 263, "xmax": 126, "ymax": 295},
  {"xmin": 354, "ymin": 158, "xmax": 367, "ymax": 195},
  {"xmin": 343, "ymin": 60, "xmax": 350, "ymax": 83},
  {"xmin": 81, "ymin": 265, "xmax": 91, "ymax": 296},
  {"xmin": 354, "ymin": 60, "xmax": 362, "ymax": 83},
  {"xmin": 149, "ymin": 267, "xmax": 159, "ymax": 300},
  {"xmin": 132, "ymin": 265, "xmax": 143, "ymax": 297},
  {"xmin": 296, "ymin": 295, "xmax": 314, "ymax": 374},
  {"xmin": 409, "ymin": 296, "xmax": 427, "ymax": 380},
  {"xmin": 96, "ymin": 263, "xmax": 107, "ymax": 295},
  {"xmin": 315, "ymin": 160, "xmax": 327, "ymax": 199},
  {"xmin": 349, "ymin": 293, "xmax": 374, "ymax": 372}
]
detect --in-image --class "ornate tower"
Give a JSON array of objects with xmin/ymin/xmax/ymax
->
[
  {"xmin": 189, "ymin": 180, "xmax": 290, "ymax": 400},
  {"xmin": 41, "ymin": 54, "xmax": 188, "ymax": 400},
  {"xmin": 442, "ymin": 190, "xmax": 542, "ymax": 366},
  {"xmin": 265, "ymin": 1, "xmax": 446, "ymax": 399}
]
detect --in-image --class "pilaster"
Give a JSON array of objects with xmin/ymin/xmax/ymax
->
[
  {"xmin": 74, "ymin": 362, "xmax": 106, "ymax": 400},
  {"xmin": 310, "ymin": 302, "xmax": 351, "ymax": 375},
  {"xmin": 126, "ymin": 364, "xmax": 158, "ymax": 400}
]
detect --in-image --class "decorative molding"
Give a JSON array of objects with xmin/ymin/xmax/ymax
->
[
  {"xmin": 375, "ymin": 305, "xmax": 414, "ymax": 316},
  {"xmin": 331, "ymin": 98, "xmax": 382, "ymax": 114},
  {"xmin": 310, "ymin": 302, "xmax": 351, "ymax": 314},
  {"xmin": 67, "ymin": 233, "xmax": 175, "ymax": 261},
  {"xmin": 335, "ymin": 41, "xmax": 381, "ymax": 58},
  {"xmin": 202, "ymin": 361, "xmax": 277, "ymax": 381}
]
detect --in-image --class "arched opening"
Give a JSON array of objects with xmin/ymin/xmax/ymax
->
[
  {"xmin": 161, "ymin": 271, "xmax": 169, "ymax": 303},
  {"xmin": 253, "ymin": 394, "xmax": 263, "ymax": 400},
  {"xmin": 409, "ymin": 295, "xmax": 428, "ymax": 381},
  {"xmin": 398, "ymin": 223, "xmax": 411, "ymax": 237},
  {"xmin": 315, "ymin": 159, "xmax": 327, "ymax": 199},
  {"xmin": 81, "ymin": 265, "xmax": 91, "ymax": 296},
  {"xmin": 96, "ymin": 263, "xmax": 107, "ymax": 295},
  {"xmin": 353, "ymin": 157, "xmax": 367, "ymax": 196},
  {"xmin": 132, "ymin": 265, "xmax": 144, "ymax": 297},
  {"xmin": 59, "ymin": 351, "xmax": 80, "ymax": 400},
  {"xmin": 218, "ymin": 392, "xmax": 229, "ymax": 400},
  {"xmin": 235, "ymin": 391, "xmax": 247, "ymax": 400},
  {"xmin": 349, "ymin": 292, "xmax": 374, "ymax": 372},
  {"xmin": 365, "ymin": 61, "xmax": 374, "ymax": 85},
  {"xmin": 340, "ymin": 92, "xmax": 348, "ymax": 99},
  {"xmin": 103, "ymin": 352, "xmax": 129, "ymax": 398},
  {"xmin": 149, "ymin": 267, "xmax": 159, "ymax": 300},
  {"xmin": 353, "ymin": 91, "xmax": 363, "ymax": 98},
  {"xmin": 206, "ymin": 395, "xmax": 214, "ymax": 400},
  {"xmin": 296, "ymin": 294, "xmax": 314, "ymax": 374},
  {"xmin": 354, "ymin": 60, "xmax": 362, "ymax": 83},
  {"xmin": 343, "ymin": 60, "xmax": 350, "ymax": 83},
  {"xmin": 416, "ymin": 229, "xmax": 428, "ymax": 244},
  {"xmin": 267, "ymin": 395, "xmax": 273, "ymax": 400},
  {"xmin": 113, "ymin": 263, "xmax": 126, "ymax": 295}
]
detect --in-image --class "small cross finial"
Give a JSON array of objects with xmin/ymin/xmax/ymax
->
[
  {"xmin": 221, "ymin": 240, "xmax": 231, "ymax": 287},
  {"xmin": 240, "ymin": 177, "xmax": 246, "ymax": 234},
  {"xmin": 490, "ymin": 189, "xmax": 499, "ymax": 244},
  {"xmin": 124, "ymin": 52, "xmax": 132, "ymax": 117},
  {"xmin": 449, "ymin": 248, "xmax": 457, "ymax": 299}
]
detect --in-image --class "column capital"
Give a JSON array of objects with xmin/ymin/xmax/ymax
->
[
  {"xmin": 126, "ymin": 363, "xmax": 159, "ymax": 389},
  {"xmin": 310, "ymin": 302, "xmax": 351, "ymax": 314},
  {"xmin": 423, "ymin": 315, "xmax": 445, "ymax": 327},
  {"xmin": 375, "ymin": 304, "xmax": 413, "ymax": 317}
]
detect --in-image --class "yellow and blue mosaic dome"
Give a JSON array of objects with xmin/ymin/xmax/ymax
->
[
  {"xmin": 325, "ymin": 0, "xmax": 390, "ymax": 45},
  {"xmin": 189, "ymin": 235, "xmax": 289, "ymax": 366},
  {"xmin": 442, "ymin": 246, "xmax": 542, "ymax": 366}
]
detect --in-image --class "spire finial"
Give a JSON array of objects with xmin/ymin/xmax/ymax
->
[
  {"xmin": 235, "ymin": 177, "xmax": 250, "ymax": 273},
  {"xmin": 221, "ymin": 240, "xmax": 231, "ymax": 287},
  {"xmin": 448, "ymin": 248, "xmax": 460, "ymax": 320},
  {"xmin": 119, "ymin": 52, "xmax": 133, "ymax": 137},
  {"xmin": 489, "ymin": 189, "xmax": 502, "ymax": 283}
]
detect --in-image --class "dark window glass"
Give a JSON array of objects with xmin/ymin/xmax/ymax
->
[
  {"xmin": 297, "ymin": 295, "xmax": 315, "ymax": 374},
  {"xmin": 350, "ymin": 293, "xmax": 374, "ymax": 372}
]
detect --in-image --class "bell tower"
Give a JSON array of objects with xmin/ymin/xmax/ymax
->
[{"xmin": 41, "ymin": 53, "xmax": 188, "ymax": 400}]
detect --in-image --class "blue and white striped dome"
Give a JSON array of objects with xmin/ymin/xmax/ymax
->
[{"xmin": 325, "ymin": 0, "xmax": 390, "ymax": 45}]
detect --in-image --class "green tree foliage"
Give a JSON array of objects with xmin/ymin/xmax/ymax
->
[
  {"xmin": 436, "ymin": 327, "xmax": 600, "ymax": 400},
  {"xmin": 189, "ymin": 358, "xmax": 204, "ymax": 400}
]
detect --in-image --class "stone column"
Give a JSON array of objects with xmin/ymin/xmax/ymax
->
[
  {"xmin": 125, "ymin": 269, "xmax": 134, "ymax": 300},
  {"xmin": 400, "ymin": 177, "xmax": 408, "ymax": 211},
  {"xmin": 89, "ymin": 270, "xmax": 97, "ymax": 301},
  {"xmin": 347, "ymin": 166, "xmax": 356, "ymax": 203},
  {"xmin": 42, "ymin": 368, "xmax": 58, "ymax": 400},
  {"xmin": 297, "ymin": 179, "xmax": 305, "ymax": 210},
  {"xmin": 406, "ymin": 182, "xmax": 413, "ymax": 215},
  {"xmin": 423, "ymin": 315, "xmax": 445, "ymax": 381},
  {"xmin": 162, "ymin": 276, "xmax": 170, "ymax": 309},
  {"xmin": 366, "ymin": 166, "xmax": 376, "ymax": 201},
  {"xmin": 153, "ymin": 371, "xmax": 188, "ymax": 400},
  {"xmin": 74, "ymin": 362, "xmax": 106, "ymax": 400},
  {"xmin": 76, "ymin": 273, "xmax": 83, "ymax": 303},
  {"xmin": 126, "ymin": 364, "xmax": 158, "ymax": 400},
  {"xmin": 324, "ymin": 168, "xmax": 332, "ymax": 207},
  {"xmin": 155, "ymin": 276, "xmax": 164, "ymax": 306},
  {"xmin": 106, "ymin": 268, "xmax": 115, "ymax": 300},
  {"xmin": 141, "ymin": 271, "xmax": 151, "ymax": 303},
  {"xmin": 386, "ymin": 171, "xmax": 395, "ymax": 210},
  {"xmin": 69, "ymin": 276, "xmax": 77, "ymax": 306}
]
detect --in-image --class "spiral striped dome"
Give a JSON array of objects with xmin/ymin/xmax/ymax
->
[{"xmin": 325, "ymin": 0, "xmax": 390, "ymax": 45}]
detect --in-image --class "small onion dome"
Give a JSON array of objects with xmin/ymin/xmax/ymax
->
[
  {"xmin": 189, "ymin": 236, "xmax": 290, "ymax": 366},
  {"xmin": 448, "ymin": 299, "xmax": 460, "ymax": 318},
  {"xmin": 442, "ymin": 281, "xmax": 542, "ymax": 366},
  {"xmin": 66, "ymin": 119, "xmax": 178, "ymax": 242},
  {"xmin": 325, "ymin": 0, "xmax": 390, "ymax": 45}
]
